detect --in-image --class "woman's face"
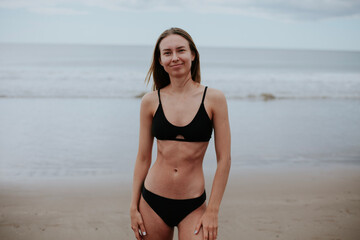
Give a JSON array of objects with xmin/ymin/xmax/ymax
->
[{"xmin": 158, "ymin": 34, "xmax": 195, "ymax": 79}]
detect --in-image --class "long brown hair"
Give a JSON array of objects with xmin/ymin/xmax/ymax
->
[{"xmin": 145, "ymin": 28, "xmax": 201, "ymax": 90}]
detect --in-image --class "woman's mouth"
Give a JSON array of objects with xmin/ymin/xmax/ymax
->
[{"xmin": 170, "ymin": 63, "xmax": 183, "ymax": 67}]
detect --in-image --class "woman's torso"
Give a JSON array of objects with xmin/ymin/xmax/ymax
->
[{"xmin": 144, "ymin": 84, "xmax": 213, "ymax": 199}]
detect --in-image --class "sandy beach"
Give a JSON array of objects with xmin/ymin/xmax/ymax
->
[{"xmin": 1, "ymin": 165, "xmax": 359, "ymax": 240}]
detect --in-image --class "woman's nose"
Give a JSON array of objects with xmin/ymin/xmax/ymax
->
[{"xmin": 172, "ymin": 53, "xmax": 179, "ymax": 61}]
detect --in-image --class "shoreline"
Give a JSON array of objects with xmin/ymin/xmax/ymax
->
[{"xmin": 1, "ymin": 165, "xmax": 359, "ymax": 240}]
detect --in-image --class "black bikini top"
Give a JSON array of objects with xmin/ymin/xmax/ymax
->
[{"xmin": 152, "ymin": 86, "xmax": 213, "ymax": 142}]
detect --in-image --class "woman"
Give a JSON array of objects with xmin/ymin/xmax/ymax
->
[{"xmin": 130, "ymin": 27, "xmax": 231, "ymax": 240}]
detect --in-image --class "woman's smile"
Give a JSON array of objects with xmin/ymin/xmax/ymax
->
[{"xmin": 170, "ymin": 63, "xmax": 183, "ymax": 68}]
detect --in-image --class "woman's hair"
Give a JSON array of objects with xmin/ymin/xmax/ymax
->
[{"xmin": 145, "ymin": 27, "xmax": 201, "ymax": 90}]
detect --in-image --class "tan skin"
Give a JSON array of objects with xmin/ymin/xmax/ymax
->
[{"xmin": 130, "ymin": 34, "xmax": 231, "ymax": 240}]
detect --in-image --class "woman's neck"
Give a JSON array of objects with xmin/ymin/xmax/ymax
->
[{"xmin": 168, "ymin": 73, "xmax": 198, "ymax": 94}]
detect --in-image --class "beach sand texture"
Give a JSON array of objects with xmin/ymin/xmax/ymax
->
[{"xmin": 1, "ymin": 167, "xmax": 359, "ymax": 240}]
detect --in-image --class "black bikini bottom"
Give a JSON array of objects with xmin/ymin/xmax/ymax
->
[{"xmin": 141, "ymin": 184, "xmax": 206, "ymax": 227}]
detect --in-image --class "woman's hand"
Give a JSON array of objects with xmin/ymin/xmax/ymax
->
[
  {"xmin": 130, "ymin": 208, "xmax": 147, "ymax": 240},
  {"xmin": 194, "ymin": 209, "xmax": 218, "ymax": 240}
]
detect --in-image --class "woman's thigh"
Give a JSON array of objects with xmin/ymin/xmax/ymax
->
[
  {"xmin": 138, "ymin": 196, "xmax": 174, "ymax": 240},
  {"xmin": 177, "ymin": 203, "xmax": 206, "ymax": 240}
]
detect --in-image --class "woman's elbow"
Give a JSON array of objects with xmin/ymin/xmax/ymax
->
[
  {"xmin": 136, "ymin": 152, "xmax": 152, "ymax": 165},
  {"xmin": 218, "ymin": 156, "xmax": 231, "ymax": 171}
]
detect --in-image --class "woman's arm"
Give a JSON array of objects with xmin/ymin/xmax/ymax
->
[
  {"xmin": 195, "ymin": 88, "xmax": 231, "ymax": 240},
  {"xmin": 130, "ymin": 92, "xmax": 155, "ymax": 240}
]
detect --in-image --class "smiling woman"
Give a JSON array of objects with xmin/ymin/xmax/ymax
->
[
  {"xmin": 158, "ymin": 35, "xmax": 195, "ymax": 79},
  {"xmin": 130, "ymin": 28, "xmax": 231, "ymax": 240},
  {"xmin": 145, "ymin": 28, "xmax": 201, "ymax": 90}
]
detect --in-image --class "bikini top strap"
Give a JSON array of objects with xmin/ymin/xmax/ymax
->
[
  {"xmin": 201, "ymin": 86, "xmax": 208, "ymax": 104},
  {"xmin": 157, "ymin": 89, "xmax": 162, "ymax": 105}
]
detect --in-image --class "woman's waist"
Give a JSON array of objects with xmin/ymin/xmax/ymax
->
[{"xmin": 144, "ymin": 165, "xmax": 205, "ymax": 199}]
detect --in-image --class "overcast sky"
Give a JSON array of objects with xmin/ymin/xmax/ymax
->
[{"xmin": 0, "ymin": 0, "xmax": 360, "ymax": 51}]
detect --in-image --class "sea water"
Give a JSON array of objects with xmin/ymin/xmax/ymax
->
[{"xmin": 1, "ymin": 44, "xmax": 360, "ymax": 99}]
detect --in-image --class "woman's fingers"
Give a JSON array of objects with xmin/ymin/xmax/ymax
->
[
  {"xmin": 203, "ymin": 226, "xmax": 218, "ymax": 240},
  {"xmin": 130, "ymin": 210, "xmax": 146, "ymax": 240},
  {"xmin": 194, "ymin": 221, "xmax": 201, "ymax": 235},
  {"xmin": 211, "ymin": 226, "xmax": 218, "ymax": 240},
  {"xmin": 203, "ymin": 227, "xmax": 209, "ymax": 240},
  {"xmin": 131, "ymin": 225, "xmax": 141, "ymax": 240},
  {"xmin": 139, "ymin": 221, "xmax": 147, "ymax": 237}
]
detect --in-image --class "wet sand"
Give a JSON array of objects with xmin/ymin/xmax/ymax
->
[{"xmin": 1, "ymin": 165, "xmax": 360, "ymax": 240}]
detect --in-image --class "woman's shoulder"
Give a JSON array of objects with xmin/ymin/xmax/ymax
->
[
  {"xmin": 140, "ymin": 90, "xmax": 159, "ymax": 114},
  {"xmin": 205, "ymin": 86, "xmax": 227, "ymax": 103},
  {"xmin": 204, "ymin": 87, "xmax": 228, "ymax": 118},
  {"xmin": 141, "ymin": 90, "xmax": 158, "ymax": 102}
]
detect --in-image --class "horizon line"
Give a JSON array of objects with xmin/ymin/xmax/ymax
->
[{"xmin": 0, "ymin": 41, "xmax": 359, "ymax": 53}]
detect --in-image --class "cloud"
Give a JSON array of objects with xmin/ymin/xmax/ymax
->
[
  {"xmin": 235, "ymin": 0, "xmax": 360, "ymax": 20},
  {"xmin": 0, "ymin": 0, "xmax": 359, "ymax": 20},
  {"xmin": 29, "ymin": 7, "xmax": 88, "ymax": 15}
]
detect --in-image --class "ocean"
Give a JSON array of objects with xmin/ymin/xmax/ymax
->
[
  {"xmin": 1, "ymin": 43, "xmax": 360, "ymax": 100},
  {"xmin": 0, "ymin": 43, "xmax": 360, "ymax": 179}
]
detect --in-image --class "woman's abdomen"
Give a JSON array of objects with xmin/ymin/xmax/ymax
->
[{"xmin": 144, "ymin": 140, "xmax": 208, "ymax": 199}]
